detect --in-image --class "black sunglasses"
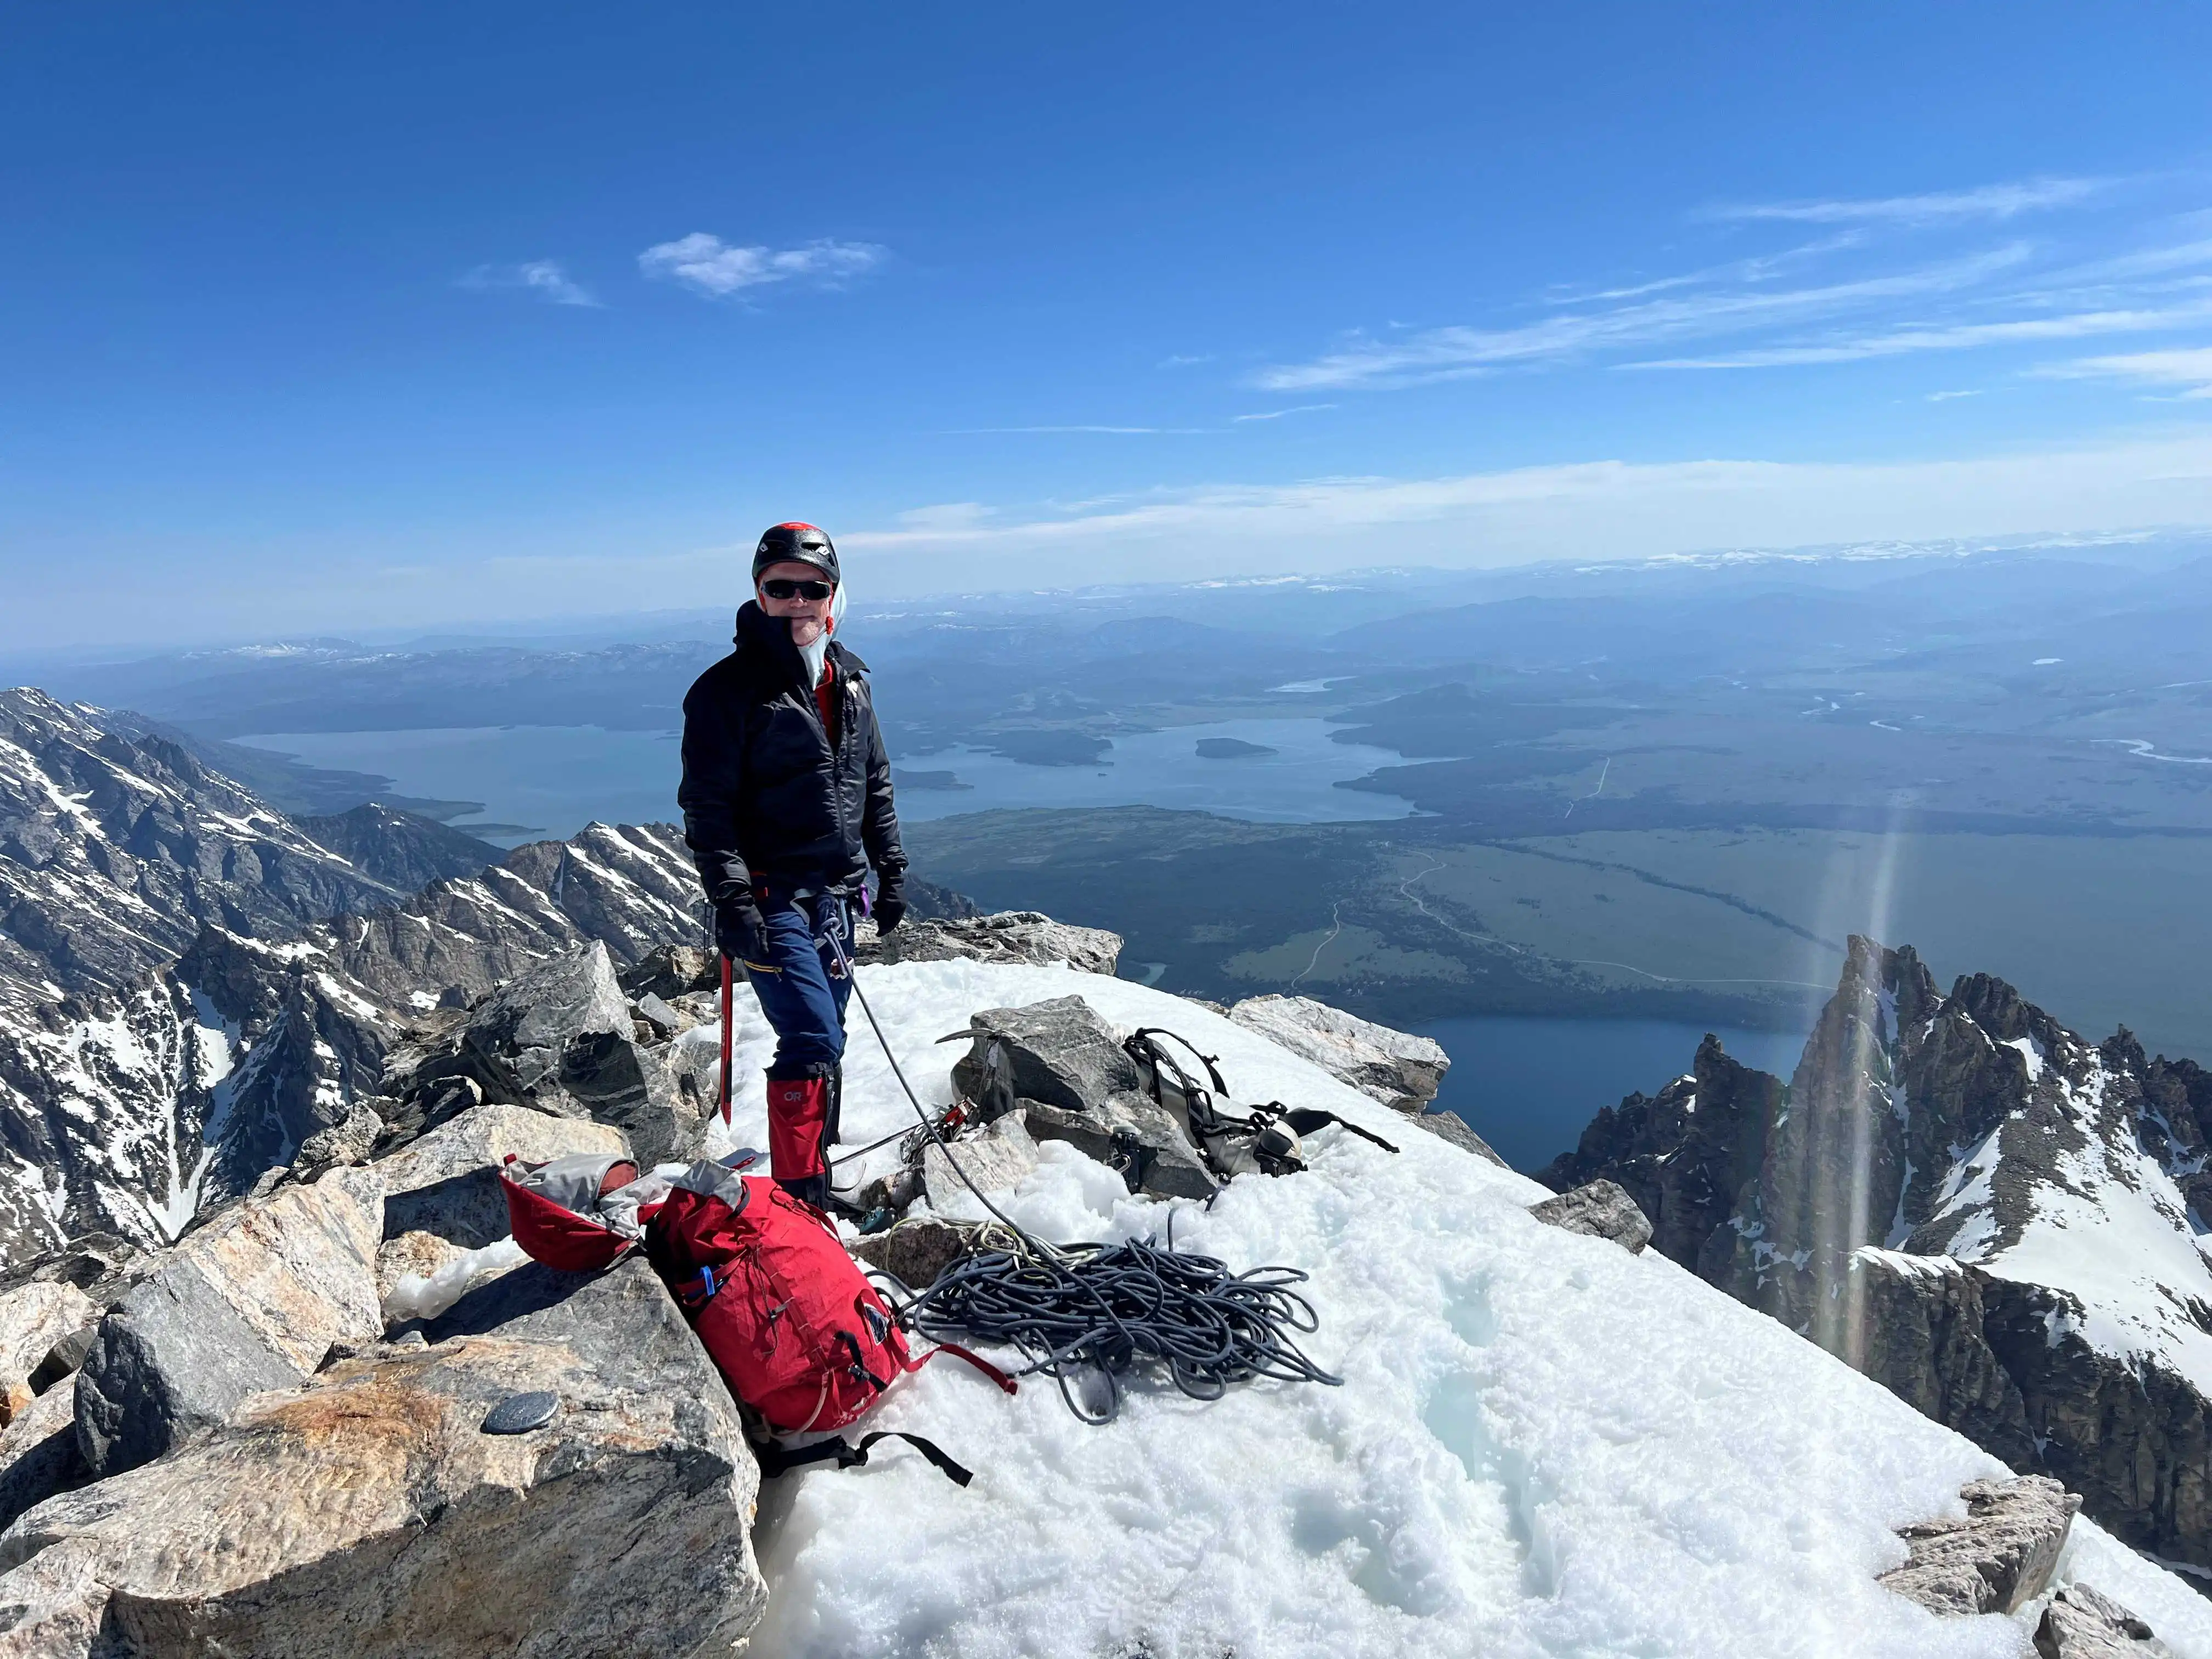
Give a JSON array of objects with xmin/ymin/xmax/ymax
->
[{"xmin": 761, "ymin": 578, "xmax": 835, "ymax": 601}]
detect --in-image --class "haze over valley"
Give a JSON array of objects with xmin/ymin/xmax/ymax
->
[{"xmin": 25, "ymin": 528, "xmax": 2211, "ymax": 1169}]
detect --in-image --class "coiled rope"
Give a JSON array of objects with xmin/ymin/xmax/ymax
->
[
  {"xmin": 825, "ymin": 919, "xmax": 1344, "ymax": 1423},
  {"xmin": 896, "ymin": 1236, "xmax": 1340, "ymax": 1425}
]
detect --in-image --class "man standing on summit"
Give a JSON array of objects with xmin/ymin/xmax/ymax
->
[{"xmin": 679, "ymin": 523, "xmax": 907, "ymax": 1208}]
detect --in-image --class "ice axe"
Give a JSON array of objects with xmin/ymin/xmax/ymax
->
[{"xmin": 718, "ymin": 953, "xmax": 735, "ymax": 1125}]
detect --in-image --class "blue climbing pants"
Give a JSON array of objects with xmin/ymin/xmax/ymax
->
[{"xmin": 746, "ymin": 891, "xmax": 853, "ymax": 1200}]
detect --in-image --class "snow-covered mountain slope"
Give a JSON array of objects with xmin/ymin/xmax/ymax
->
[
  {"xmin": 287, "ymin": 802, "xmax": 503, "ymax": 893},
  {"xmin": 308, "ymin": 821, "xmax": 703, "ymax": 1012},
  {"xmin": 1, "ymin": 684, "xmax": 709, "ymax": 1268},
  {"xmin": 683, "ymin": 958, "xmax": 2212, "ymax": 1658},
  {"xmin": 0, "ymin": 689, "xmax": 429, "ymax": 1264},
  {"xmin": 0, "ymin": 687, "xmax": 407, "ymax": 1020},
  {"xmin": 1547, "ymin": 934, "xmax": 2212, "ymax": 1576}
]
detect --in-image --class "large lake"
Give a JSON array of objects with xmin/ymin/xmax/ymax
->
[
  {"xmin": 1417, "ymin": 1014, "xmax": 1812, "ymax": 1175},
  {"xmin": 235, "ymin": 716, "xmax": 1417, "ymax": 845}
]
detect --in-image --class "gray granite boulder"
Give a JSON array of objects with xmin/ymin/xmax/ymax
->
[
  {"xmin": 374, "ymin": 1102, "xmax": 628, "ymax": 1252},
  {"xmin": 616, "ymin": 941, "xmax": 717, "ymax": 1001},
  {"xmin": 0, "ymin": 1235, "xmax": 140, "ymax": 1309},
  {"xmin": 1227, "ymin": 995, "xmax": 1448, "ymax": 1113},
  {"xmin": 74, "ymin": 1179, "xmax": 383, "ymax": 1479},
  {"xmin": 859, "ymin": 911, "xmax": 1121, "ymax": 975},
  {"xmin": 2036, "ymin": 1583, "xmax": 2172, "ymax": 1657},
  {"xmin": 856, "ymin": 1165, "xmax": 923, "ymax": 1216},
  {"xmin": 1877, "ymin": 1475, "xmax": 2078, "ymax": 1617},
  {"xmin": 558, "ymin": 1030, "xmax": 699, "ymax": 1167},
  {"xmin": 951, "ymin": 996, "xmax": 1140, "ymax": 1115},
  {"xmin": 1409, "ymin": 1109, "xmax": 1509, "ymax": 1167},
  {"xmin": 0, "ymin": 1387, "xmax": 84, "ymax": 1534},
  {"xmin": 0, "ymin": 1284, "xmax": 95, "ymax": 1425},
  {"xmin": 631, "ymin": 991, "xmax": 691, "ymax": 1041},
  {"xmin": 923, "ymin": 1114, "xmax": 1040, "ymax": 1211},
  {"xmin": 456, "ymin": 943, "xmax": 631, "ymax": 1099},
  {"xmin": 2, "ymin": 1258, "xmax": 767, "ymax": 1658},
  {"xmin": 1024, "ymin": 1094, "xmax": 1215, "ymax": 1201},
  {"xmin": 1530, "ymin": 1180, "xmax": 1654, "ymax": 1255},
  {"xmin": 294, "ymin": 1098, "xmax": 387, "ymax": 1183},
  {"xmin": 850, "ymin": 1216, "xmax": 981, "ymax": 1290}
]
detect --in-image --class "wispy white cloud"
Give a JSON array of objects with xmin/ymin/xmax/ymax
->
[
  {"xmin": 459, "ymin": 259, "xmax": 599, "ymax": 307},
  {"xmin": 1232, "ymin": 404, "xmax": 1335, "ymax": 422},
  {"xmin": 1257, "ymin": 246, "xmax": 2030, "ymax": 389},
  {"xmin": 1158, "ymin": 353, "xmax": 1215, "ymax": 368},
  {"xmin": 638, "ymin": 234, "xmax": 884, "ymax": 298},
  {"xmin": 1543, "ymin": 234, "xmax": 1869, "ymax": 306},
  {"xmin": 895, "ymin": 502, "xmax": 993, "ymax": 532},
  {"xmin": 1630, "ymin": 295, "xmax": 2212, "ymax": 369},
  {"xmin": 1225, "ymin": 178, "xmax": 2212, "ymax": 403},
  {"xmin": 2033, "ymin": 346, "xmax": 2212, "ymax": 399},
  {"xmin": 1703, "ymin": 176, "xmax": 2107, "ymax": 225},
  {"xmin": 832, "ymin": 432, "xmax": 2212, "ymax": 585},
  {"xmin": 1926, "ymin": 389, "xmax": 1984, "ymax": 402},
  {"xmin": 2044, "ymin": 235, "xmax": 2212, "ymax": 285}
]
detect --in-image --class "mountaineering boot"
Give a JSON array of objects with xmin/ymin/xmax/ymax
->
[{"xmin": 766, "ymin": 1066, "xmax": 833, "ymax": 1208}]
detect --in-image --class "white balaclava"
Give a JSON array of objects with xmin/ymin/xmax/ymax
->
[{"xmin": 794, "ymin": 579, "xmax": 848, "ymax": 687}]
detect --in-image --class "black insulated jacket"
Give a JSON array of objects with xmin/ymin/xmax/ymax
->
[{"xmin": 678, "ymin": 601, "xmax": 906, "ymax": 909}]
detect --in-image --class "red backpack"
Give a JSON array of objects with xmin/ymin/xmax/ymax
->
[
  {"xmin": 503, "ymin": 1153, "xmax": 1012, "ymax": 1480},
  {"xmin": 647, "ymin": 1164, "xmax": 912, "ymax": 1434}
]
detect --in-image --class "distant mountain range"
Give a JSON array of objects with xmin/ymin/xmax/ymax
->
[
  {"xmin": 18, "ymin": 537, "xmax": 2210, "ymax": 827},
  {"xmin": 1544, "ymin": 936, "xmax": 2212, "ymax": 1575}
]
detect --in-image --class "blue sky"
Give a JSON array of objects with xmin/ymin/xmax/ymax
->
[{"xmin": 6, "ymin": 3, "xmax": 2212, "ymax": 646}]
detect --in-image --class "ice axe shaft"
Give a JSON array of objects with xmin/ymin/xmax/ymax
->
[{"xmin": 718, "ymin": 953, "xmax": 735, "ymax": 1125}]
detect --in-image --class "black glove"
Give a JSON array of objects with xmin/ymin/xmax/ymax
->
[
  {"xmin": 872, "ymin": 876, "xmax": 907, "ymax": 935},
  {"xmin": 714, "ymin": 897, "xmax": 768, "ymax": 965}
]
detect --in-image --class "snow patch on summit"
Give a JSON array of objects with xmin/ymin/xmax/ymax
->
[{"xmin": 735, "ymin": 960, "xmax": 2212, "ymax": 1659}]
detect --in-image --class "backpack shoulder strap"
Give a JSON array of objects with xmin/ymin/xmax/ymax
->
[
  {"xmin": 753, "ymin": 1431, "xmax": 975, "ymax": 1487},
  {"xmin": 902, "ymin": 1341, "xmax": 1019, "ymax": 1396},
  {"xmin": 1274, "ymin": 1105, "xmax": 1400, "ymax": 1154},
  {"xmin": 1126, "ymin": 1027, "xmax": 1228, "ymax": 1096}
]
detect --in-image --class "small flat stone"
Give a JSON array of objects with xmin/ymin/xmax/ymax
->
[{"xmin": 481, "ymin": 1390, "xmax": 560, "ymax": 1435}]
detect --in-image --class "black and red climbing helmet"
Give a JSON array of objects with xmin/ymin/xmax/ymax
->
[{"xmin": 752, "ymin": 522, "xmax": 839, "ymax": 586}]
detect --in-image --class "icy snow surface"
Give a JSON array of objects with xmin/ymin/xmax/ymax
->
[
  {"xmin": 691, "ymin": 959, "xmax": 2212, "ymax": 1659},
  {"xmin": 381, "ymin": 1237, "xmax": 525, "ymax": 1323}
]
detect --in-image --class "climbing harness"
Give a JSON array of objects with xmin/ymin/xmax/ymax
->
[{"xmin": 1125, "ymin": 1026, "xmax": 1401, "ymax": 1181}]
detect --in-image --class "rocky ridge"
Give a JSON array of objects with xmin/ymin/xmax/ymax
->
[
  {"xmin": 0, "ymin": 816, "xmax": 712, "ymax": 1272},
  {"xmin": 0, "ymin": 688, "xmax": 409, "ymax": 1018},
  {"xmin": 0, "ymin": 689, "xmax": 732, "ymax": 1268},
  {"xmin": 0, "ymin": 860, "xmax": 1511, "ymax": 1654},
  {"xmin": 1545, "ymin": 935, "xmax": 2212, "ymax": 1573}
]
